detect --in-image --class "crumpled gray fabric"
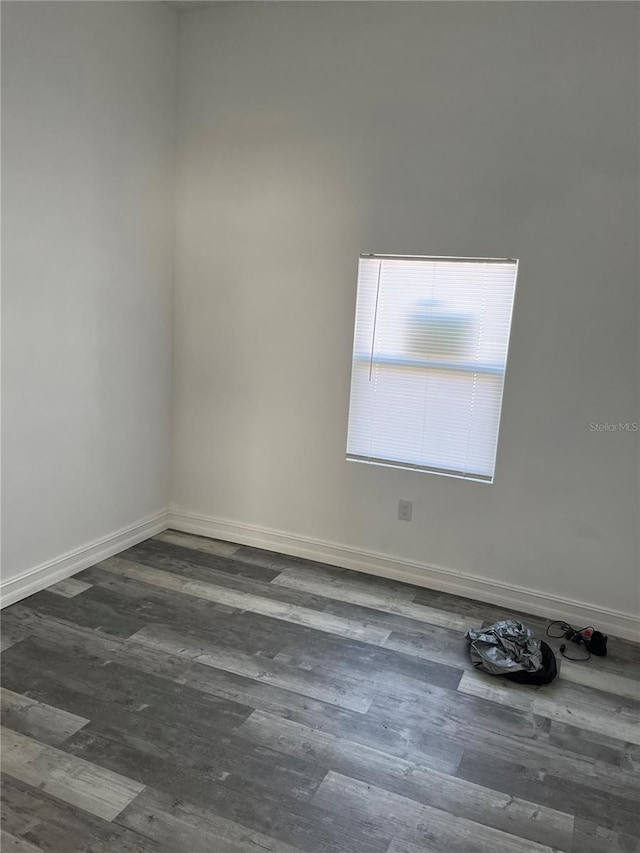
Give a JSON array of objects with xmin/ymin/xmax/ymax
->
[{"xmin": 465, "ymin": 620, "xmax": 543, "ymax": 675}]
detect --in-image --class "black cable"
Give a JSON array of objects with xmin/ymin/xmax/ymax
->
[
  {"xmin": 558, "ymin": 643, "xmax": 591, "ymax": 662},
  {"xmin": 546, "ymin": 620, "xmax": 593, "ymax": 661},
  {"xmin": 546, "ymin": 620, "xmax": 572, "ymax": 639}
]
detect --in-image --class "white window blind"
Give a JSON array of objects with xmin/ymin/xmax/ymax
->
[{"xmin": 346, "ymin": 254, "xmax": 518, "ymax": 483}]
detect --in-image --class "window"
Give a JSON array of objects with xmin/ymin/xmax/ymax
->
[{"xmin": 346, "ymin": 254, "xmax": 518, "ymax": 483}]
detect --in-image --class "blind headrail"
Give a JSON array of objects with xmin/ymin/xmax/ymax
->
[{"xmin": 360, "ymin": 253, "xmax": 518, "ymax": 265}]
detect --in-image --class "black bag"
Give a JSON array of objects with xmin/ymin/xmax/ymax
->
[{"xmin": 504, "ymin": 640, "xmax": 558, "ymax": 685}]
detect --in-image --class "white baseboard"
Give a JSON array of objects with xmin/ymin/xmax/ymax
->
[
  {"xmin": 168, "ymin": 507, "xmax": 640, "ymax": 643},
  {"xmin": 0, "ymin": 510, "xmax": 169, "ymax": 609}
]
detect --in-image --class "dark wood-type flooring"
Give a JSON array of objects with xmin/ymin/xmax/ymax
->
[{"xmin": 1, "ymin": 530, "xmax": 639, "ymax": 852}]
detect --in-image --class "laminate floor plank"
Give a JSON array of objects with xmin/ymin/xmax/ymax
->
[
  {"xmin": 0, "ymin": 831, "xmax": 44, "ymax": 853},
  {"xmin": 13, "ymin": 587, "xmax": 146, "ymax": 639},
  {"xmin": 312, "ymin": 771, "xmax": 564, "ymax": 853},
  {"xmin": 572, "ymin": 818, "xmax": 640, "ymax": 853},
  {"xmin": 177, "ymin": 660, "xmax": 361, "ymax": 726},
  {"xmin": 2, "ymin": 610, "xmax": 373, "ymax": 755},
  {"xmin": 1, "ymin": 727, "xmax": 145, "ymax": 821},
  {"xmin": 370, "ymin": 674, "xmax": 548, "ymax": 746},
  {"xmin": 130, "ymin": 623, "xmax": 377, "ymax": 713},
  {"xmin": 0, "ymin": 688, "xmax": 89, "ymax": 746},
  {"xmin": 135, "ymin": 628, "xmax": 465, "ymax": 772},
  {"xmin": 272, "ymin": 567, "xmax": 474, "ymax": 631},
  {"xmin": 94, "ymin": 551, "xmax": 476, "ymax": 672},
  {"xmin": 121, "ymin": 538, "xmax": 281, "ymax": 583},
  {"xmin": 546, "ymin": 719, "xmax": 634, "ymax": 765},
  {"xmin": 385, "ymin": 841, "xmax": 440, "ymax": 853},
  {"xmin": 100, "ymin": 557, "xmax": 392, "ymax": 645},
  {"xmin": 318, "ymin": 598, "xmax": 474, "ymax": 644},
  {"xmin": 458, "ymin": 669, "xmax": 640, "ymax": 745},
  {"xmin": 73, "ymin": 566, "xmax": 321, "ymax": 659},
  {"xmin": 154, "ymin": 529, "xmax": 240, "ymax": 558},
  {"xmin": 240, "ymin": 548, "xmax": 420, "ymax": 598},
  {"xmin": 67, "ymin": 730, "xmax": 385, "ymax": 853},
  {"xmin": 0, "ymin": 619, "xmax": 30, "ymax": 653},
  {"xmin": 63, "ymin": 726, "xmax": 284, "ymax": 820},
  {"xmin": 2, "ymin": 533, "xmax": 638, "ymax": 853},
  {"xmin": 276, "ymin": 636, "xmax": 639, "ymax": 777},
  {"xmin": 236, "ymin": 709, "xmax": 573, "ymax": 851},
  {"xmin": 95, "ymin": 553, "xmax": 336, "ymax": 615},
  {"xmin": 457, "ymin": 719, "xmax": 640, "ymax": 808},
  {"xmin": 382, "ymin": 627, "xmax": 486, "ymax": 670},
  {"xmin": 229, "ymin": 545, "xmax": 324, "ymax": 573},
  {"xmin": 175, "ymin": 657, "xmax": 466, "ymax": 774},
  {"xmin": 1, "ymin": 638, "xmax": 253, "ymax": 751},
  {"xmin": 117, "ymin": 785, "xmax": 304, "ymax": 853},
  {"xmin": 1, "ymin": 605, "xmax": 193, "ymax": 682},
  {"xmin": 410, "ymin": 587, "xmax": 587, "ymax": 641},
  {"xmin": 558, "ymin": 660, "xmax": 640, "ymax": 700},
  {"xmin": 47, "ymin": 578, "xmax": 92, "ymax": 599},
  {"xmin": 273, "ymin": 629, "xmax": 463, "ymax": 692},
  {"xmin": 80, "ymin": 564, "xmax": 237, "ymax": 618},
  {"xmin": 369, "ymin": 681, "xmax": 640, "ymax": 806},
  {"xmin": 0, "ymin": 775, "xmax": 161, "ymax": 853},
  {"xmin": 457, "ymin": 747, "xmax": 640, "ymax": 837},
  {"xmin": 0, "ymin": 646, "xmax": 326, "ymax": 806},
  {"xmin": 73, "ymin": 710, "xmax": 324, "ymax": 805},
  {"xmin": 8, "ymin": 581, "xmax": 342, "ymax": 686},
  {"xmin": 136, "ymin": 536, "xmax": 640, "ymax": 681},
  {"xmin": 271, "ymin": 563, "xmax": 418, "ymax": 603}
]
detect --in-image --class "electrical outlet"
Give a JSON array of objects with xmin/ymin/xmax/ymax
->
[{"xmin": 398, "ymin": 499, "xmax": 413, "ymax": 521}]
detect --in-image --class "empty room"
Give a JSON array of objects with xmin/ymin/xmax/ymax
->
[{"xmin": 1, "ymin": 1, "xmax": 639, "ymax": 851}]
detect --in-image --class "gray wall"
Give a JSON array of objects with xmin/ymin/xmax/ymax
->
[
  {"xmin": 173, "ymin": 2, "xmax": 639, "ymax": 619},
  {"xmin": 2, "ymin": 2, "xmax": 177, "ymax": 580}
]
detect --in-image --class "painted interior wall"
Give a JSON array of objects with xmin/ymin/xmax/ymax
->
[
  {"xmin": 173, "ymin": 3, "xmax": 640, "ymax": 620},
  {"xmin": 1, "ymin": 2, "xmax": 177, "ymax": 582}
]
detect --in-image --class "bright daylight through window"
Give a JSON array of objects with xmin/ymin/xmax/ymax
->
[{"xmin": 346, "ymin": 254, "xmax": 519, "ymax": 482}]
